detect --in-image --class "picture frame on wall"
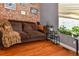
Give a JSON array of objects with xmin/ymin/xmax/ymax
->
[
  {"xmin": 4, "ymin": 3, "xmax": 16, "ymax": 10},
  {"xmin": 30, "ymin": 7, "xmax": 39, "ymax": 14}
]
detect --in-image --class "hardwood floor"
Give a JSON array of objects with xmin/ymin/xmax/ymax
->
[{"xmin": 0, "ymin": 40, "xmax": 75, "ymax": 56}]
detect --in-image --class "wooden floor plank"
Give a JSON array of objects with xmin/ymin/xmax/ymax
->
[{"xmin": 0, "ymin": 40, "xmax": 75, "ymax": 56}]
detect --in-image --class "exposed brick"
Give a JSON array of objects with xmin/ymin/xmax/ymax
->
[{"xmin": 0, "ymin": 3, "xmax": 40, "ymax": 23}]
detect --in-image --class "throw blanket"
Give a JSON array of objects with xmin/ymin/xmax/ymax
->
[{"xmin": 0, "ymin": 19, "xmax": 21, "ymax": 47}]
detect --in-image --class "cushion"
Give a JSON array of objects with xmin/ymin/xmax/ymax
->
[
  {"xmin": 10, "ymin": 22, "xmax": 22, "ymax": 32},
  {"xmin": 37, "ymin": 25, "xmax": 44, "ymax": 31},
  {"xmin": 27, "ymin": 31, "xmax": 45, "ymax": 38},
  {"xmin": 23, "ymin": 23, "xmax": 34, "ymax": 32},
  {"xmin": 31, "ymin": 23, "xmax": 37, "ymax": 30},
  {"xmin": 19, "ymin": 31, "xmax": 29, "ymax": 39},
  {"xmin": 19, "ymin": 31, "xmax": 30, "ymax": 42}
]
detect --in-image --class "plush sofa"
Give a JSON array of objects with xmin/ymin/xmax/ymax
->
[{"xmin": 0, "ymin": 20, "xmax": 46, "ymax": 48}]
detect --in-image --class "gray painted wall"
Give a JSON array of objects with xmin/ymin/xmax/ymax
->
[{"xmin": 40, "ymin": 3, "xmax": 58, "ymax": 31}]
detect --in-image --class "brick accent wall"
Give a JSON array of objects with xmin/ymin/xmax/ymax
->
[{"xmin": 0, "ymin": 3, "xmax": 40, "ymax": 23}]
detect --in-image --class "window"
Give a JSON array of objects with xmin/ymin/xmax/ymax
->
[
  {"xmin": 4, "ymin": 3, "xmax": 16, "ymax": 10},
  {"xmin": 59, "ymin": 4, "xmax": 79, "ymax": 36}
]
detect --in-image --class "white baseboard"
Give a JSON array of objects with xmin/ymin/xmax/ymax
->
[{"xmin": 60, "ymin": 42, "xmax": 79, "ymax": 53}]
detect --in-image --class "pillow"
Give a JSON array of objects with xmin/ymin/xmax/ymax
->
[
  {"xmin": 10, "ymin": 22, "xmax": 22, "ymax": 32},
  {"xmin": 23, "ymin": 23, "xmax": 33, "ymax": 33},
  {"xmin": 30, "ymin": 23, "xmax": 37, "ymax": 30},
  {"xmin": 37, "ymin": 25, "xmax": 44, "ymax": 31}
]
